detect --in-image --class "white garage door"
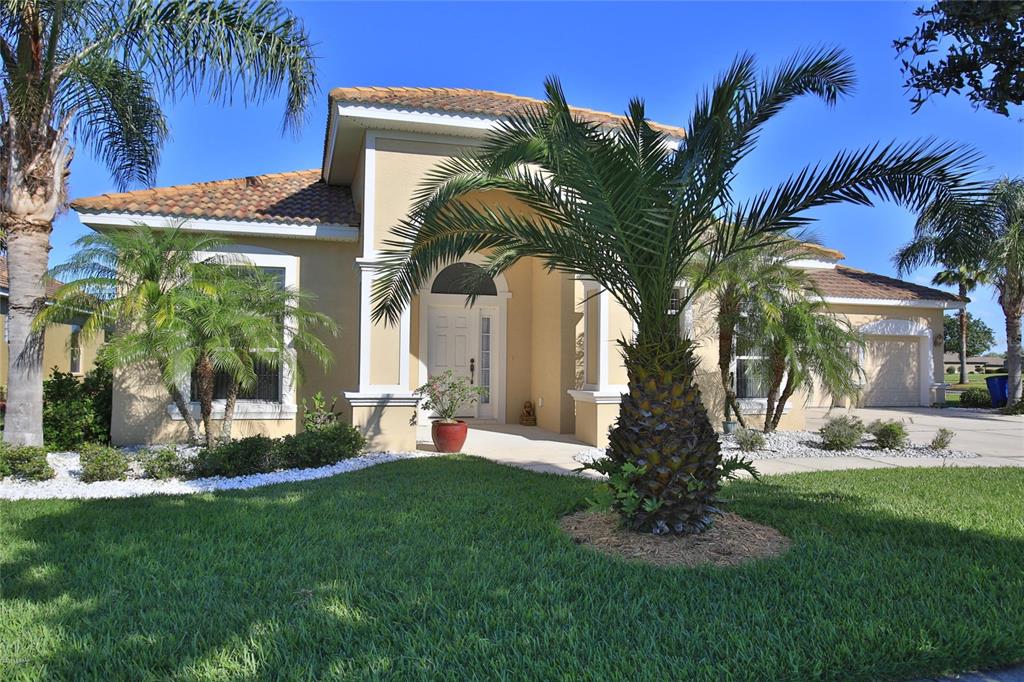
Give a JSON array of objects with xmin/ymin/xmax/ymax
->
[{"xmin": 861, "ymin": 336, "xmax": 920, "ymax": 407}]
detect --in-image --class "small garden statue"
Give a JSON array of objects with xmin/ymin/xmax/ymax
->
[{"xmin": 519, "ymin": 401, "xmax": 537, "ymax": 426}]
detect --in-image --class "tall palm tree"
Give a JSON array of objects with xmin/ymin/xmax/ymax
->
[
  {"xmin": 932, "ymin": 266, "xmax": 986, "ymax": 384},
  {"xmin": 897, "ymin": 178, "xmax": 1024, "ymax": 404},
  {"xmin": 372, "ymin": 50, "xmax": 981, "ymax": 535},
  {"xmin": 751, "ymin": 297, "xmax": 863, "ymax": 432},
  {"xmin": 1, "ymin": 0, "xmax": 316, "ymax": 445},
  {"xmin": 175, "ymin": 263, "xmax": 336, "ymax": 448},
  {"xmin": 701, "ymin": 236, "xmax": 815, "ymax": 428}
]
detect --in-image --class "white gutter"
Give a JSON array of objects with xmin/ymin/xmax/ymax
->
[{"xmin": 75, "ymin": 212, "xmax": 359, "ymax": 242}]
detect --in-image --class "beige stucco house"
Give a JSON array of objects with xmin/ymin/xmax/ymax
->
[
  {"xmin": 71, "ymin": 87, "xmax": 964, "ymax": 449},
  {"xmin": 0, "ymin": 257, "xmax": 102, "ymax": 389}
]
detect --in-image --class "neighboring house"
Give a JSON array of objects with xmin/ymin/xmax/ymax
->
[
  {"xmin": 71, "ymin": 87, "xmax": 964, "ymax": 448},
  {"xmin": 943, "ymin": 353, "xmax": 1006, "ymax": 374},
  {"xmin": 0, "ymin": 257, "xmax": 102, "ymax": 388}
]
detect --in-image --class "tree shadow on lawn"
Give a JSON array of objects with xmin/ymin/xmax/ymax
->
[{"xmin": 2, "ymin": 458, "xmax": 1023, "ymax": 681}]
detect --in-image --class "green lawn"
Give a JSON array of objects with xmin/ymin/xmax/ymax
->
[
  {"xmin": 3, "ymin": 458, "xmax": 1023, "ymax": 681},
  {"xmin": 944, "ymin": 372, "xmax": 1005, "ymax": 391}
]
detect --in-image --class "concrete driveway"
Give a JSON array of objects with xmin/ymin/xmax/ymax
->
[{"xmin": 451, "ymin": 407, "xmax": 1023, "ymax": 476}]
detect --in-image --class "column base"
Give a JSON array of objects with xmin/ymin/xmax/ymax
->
[
  {"xmin": 568, "ymin": 389, "xmax": 623, "ymax": 448},
  {"xmin": 344, "ymin": 392, "xmax": 420, "ymax": 452}
]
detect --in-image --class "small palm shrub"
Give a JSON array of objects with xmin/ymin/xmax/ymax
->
[
  {"xmin": 871, "ymin": 421, "xmax": 909, "ymax": 450},
  {"xmin": 79, "ymin": 444, "xmax": 129, "ymax": 483},
  {"xmin": 818, "ymin": 416, "xmax": 865, "ymax": 450},
  {"xmin": 0, "ymin": 444, "xmax": 54, "ymax": 481},
  {"xmin": 275, "ymin": 423, "xmax": 366, "ymax": 469},
  {"xmin": 735, "ymin": 428, "xmax": 766, "ymax": 452},
  {"xmin": 140, "ymin": 446, "xmax": 184, "ymax": 480},
  {"xmin": 930, "ymin": 428, "xmax": 955, "ymax": 450},
  {"xmin": 190, "ymin": 435, "xmax": 277, "ymax": 479},
  {"xmin": 958, "ymin": 386, "xmax": 992, "ymax": 408}
]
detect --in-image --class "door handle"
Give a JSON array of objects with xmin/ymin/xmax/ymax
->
[{"xmin": 470, "ymin": 358, "xmax": 475, "ymax": 384}]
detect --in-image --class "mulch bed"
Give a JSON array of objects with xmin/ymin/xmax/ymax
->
[{"xmin": 560, "ymin": 511, "xmax": 791, "ymax": 568}]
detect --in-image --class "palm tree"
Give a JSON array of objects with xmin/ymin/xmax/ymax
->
[
  {"xmin": 932, "ymin": 267, "xmax": 986, "ymax": 384},
  {"xmin": 371, "ymin": 50, "xmax": 981, "ymax": 535},
  {"xmin": 751, "ymin": 297, "xmax": 863, "ymax": 432},
  {"xmin": 1, "ymin": 0, "xmax": 316, "ymax": 445},
  {"xmin": 701, "ymin": 236, "xmax": 815, "ymax": 428},
  {"xmin": 40, "ymin": 225, "xmax": 227, "ymax": 441},
  {"xmin": 175, "ymin": 263, "xmax": 336, "ymax": 448},
  {"xmin": 897, "ymin": 178, "xmax": 1024, "ymax": 404}
]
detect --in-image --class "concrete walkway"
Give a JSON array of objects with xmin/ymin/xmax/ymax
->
[{"xmin": 446, "ymin": 407, "xmax": 1023, "ymax": 476}]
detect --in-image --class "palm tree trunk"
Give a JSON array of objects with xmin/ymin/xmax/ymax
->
[
  {"xmin": 717, "ymin": 298, "xmax": 746, "ymax": 428},
  {"xmin": 769, "ymin": 371, "xmax": 797, "ymax": 432},
  {"xmin": 194, "ymin": 356, "xmax": 217, "ymax": 449},
  {"xmin": 1, "ymin": 116, "xmax": 70, "ymax": 446},
  {"xmin": 1003, "ymin": 293, "xmax": 1023, "ymax": 404},
  {"xmin": 607, "ymin": 334, "xmax": 722, "ymax": 535},
  {"xmin": 220, "ymin": 381, "xmax": 240, "ymax": 443},
  {"xmin": 958, "ymin": 283, "xmax": 968, "ymax": 385},
  {"xmin": 168, "ymin": 383, "xmax": 200, "ymax": 444},
  {"xmin": 762, "ymin": 353, "xmax": 786, "ymax": 433}
]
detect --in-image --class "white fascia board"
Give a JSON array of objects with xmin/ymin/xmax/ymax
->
[
  {"xmin": 76, "ymin": 212, "xmax": 359, "ymax": 242},
  {"xmin": 823, "ymin": 296, "xmax": 965, "ymax": 310},
  {"xmin": 790, "ymin": 259, "xmax": 837, "ymax": 269},
  {"xmin": 335, "ymin": 104, "xmax": 686, "ymax": 146}
]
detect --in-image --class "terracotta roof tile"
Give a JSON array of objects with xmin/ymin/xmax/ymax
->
[
  {"xmin": 330, "ymin": 86, "xmax": 687, "ymax": 138},
  {"xmin": 0, "ymin": 257, "xmax": 62, "ymax": 298},
  {"xmin": 71, "ymin": 169, "xmax": 359, "ymax": 227},
  {"xmin": 807, "ymin": 266, "xmax": 962, "ymax": 302}
]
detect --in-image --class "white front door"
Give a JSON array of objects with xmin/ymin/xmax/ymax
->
[{"xmin": 428, "ymin": 306, "xmax": 478, "ymax": 418}]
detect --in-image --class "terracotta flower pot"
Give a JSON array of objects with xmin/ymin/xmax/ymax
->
[{"xmin": 431, "ymin": 420, "xmax": 468, "ymax": 453}]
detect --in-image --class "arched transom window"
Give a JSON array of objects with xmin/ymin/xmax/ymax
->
[{"xmin": 430, "ymin": 262, "xmax": 498, "ymax": 296}]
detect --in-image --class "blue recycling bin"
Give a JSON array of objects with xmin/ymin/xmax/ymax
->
[{"xmin": 985, "ymin": 375, "xmax": 1009, "ymax": 408}]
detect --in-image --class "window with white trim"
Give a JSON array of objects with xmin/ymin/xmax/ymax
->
[
  {"xmin": 734, "ymin": 315, "xmax": 768, "ymax": 399},
  {"xmin": 69, "ymin": 324, "xmax": 82, "ymax": 374}
]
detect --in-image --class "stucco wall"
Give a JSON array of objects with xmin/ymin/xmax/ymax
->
[{"xmin": 0, "ymin": 313, "xmax": 102, "ymax": 387}]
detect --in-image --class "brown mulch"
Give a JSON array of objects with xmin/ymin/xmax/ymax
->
[{"xmin": 559, "ymin": 511, "xmax": 792, "ymax": 568}]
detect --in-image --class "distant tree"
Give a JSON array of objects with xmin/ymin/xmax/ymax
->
[
  {"xmin": 933, "ymin": 266, "xmax": 987, "ymax": 383},
  {"xmin": 944, "ymin": 311, "xmax": 996, "ymax": 357},
  {"xmin": 894, "ymin": 1, "xmax": 1024, "ymax": 116}
]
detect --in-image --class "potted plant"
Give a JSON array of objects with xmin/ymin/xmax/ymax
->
[{"xmin": 414, "ymin": 369, "xmax": 488, "ymax": 452}]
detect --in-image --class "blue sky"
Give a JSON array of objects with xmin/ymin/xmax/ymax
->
[{"xmin": 55, "ymin": 1, "xmax": 1023, "ymax": 350}]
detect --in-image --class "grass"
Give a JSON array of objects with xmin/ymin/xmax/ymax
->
[
  {"xmin": 944, "ymin": 372, "xmax": 1006, "ymax": 392},
  {"xmin": 2, "ymin": 458, "xmax": 1023, "ymax": 681}
]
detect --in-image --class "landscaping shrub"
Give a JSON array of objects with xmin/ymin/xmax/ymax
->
[
  {"xmin": 275, "ymin": 423, "xmax": 366, "ymax": 469},
  {"xmin": 0, "ymin": 444, "xmax": 54, "ymax": 481},
  {"xmin": 959, "ymin": 386, "xmax": 992, "ymax": 408},
  {"xmin": 930, "ymin": 428, "xmax": 955, "ymax": 450},
  {"xmin": 190, "ymin": 435, "xmax": 278, "ymax": 478},
  {"xmin": 734, "ymin": 428, "xmax": 765, "ymax": 452},
  {"xmin": 140, "ymin": 446, "xmax": 184, "ymax": 480},
  {"xmin": 79, "ymin": 443, "xmax": 129, "ymax": 483},
  {"xmin": 818, "ymin": 415, "xmax": 865, "ymax": 450},
  {"xmin": 301, "ymin": 391, "xmax": 339, "ymax": 432},
  {"xmin": 1001, "ymin": 400, "xmax": 1024, "ymax": 415},
  {"xmin": 42, "ymin": 366, "xmax": 111, "ymax": 449},
  {"xmin": 872, "ymin": 421, "xmax": 909, "ymax": 450}
]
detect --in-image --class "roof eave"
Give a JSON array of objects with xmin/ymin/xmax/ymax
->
[{"xmin": 74, "ymin": 210, "xmax": 360, "ymax": 242}]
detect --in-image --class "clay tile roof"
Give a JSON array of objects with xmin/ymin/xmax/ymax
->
[
  {"xmin": 0, "ymin": 257, "xmax": 62, "ymax": 298},
  {"xmin": 71, "ymin": 169, "xmax": 359, "ymax": 227},
  {"xmin": 330, "ymin": 86, "xmax": 688, "ymax": 138},
  {"xmin": 807, "ymin": 265, "xmax": 963, "ymax": 302}
]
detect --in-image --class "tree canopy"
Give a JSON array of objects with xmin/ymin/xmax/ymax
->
[
  {"xmin": 894, "ymin": 1, "xmax": 1024, "ymax": 116},
  {"xmin": 944, "ymin": 311, "xmax": 996, "ymax": 356}
]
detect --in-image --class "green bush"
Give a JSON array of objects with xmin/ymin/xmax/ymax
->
[
  {"xmin": 872, "ymin": 421, "xmax": 909, "ymax": 450},
  {"xmin": 79, "ymin": 443, "xmax": 129, "ymax": 483},
  {"xmin": 930, "ymin": 428, "xmax": 955, "ymax": 450},
  {"xmin": 301, "ymin": 391, "xmax": 339, "ymax": 432},
  {"xmin": 818, "ymin": 415, "xmax": 865, "ymax": 451},
  {"xmin": 190, "ymin": 435, "xmax": 277, "ymax": 479},
  {"xmin": 275, "ymin": 423, "xmax": 366, "ymax": 469},
  {"xmin": 140, "ymin": 446, "xmax": 184, "ymax": 480},
  {"xmin": 1001, "ymin": 400, "xmax": 1024, "ymax": 415},
  {"xmin": 734, "ymin": 428, "xmax": 765, "ymax": 452},
  {"xmin": 0, "ymin": 444, "xmax": 55, "ymax": 481},
  {"xmin": 959, "ymin": 386, "xmax": 992, "ymax": 408},
  {"xmin": 42, "ymin": 365, "xmax": 111, "ymax": 449}
]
